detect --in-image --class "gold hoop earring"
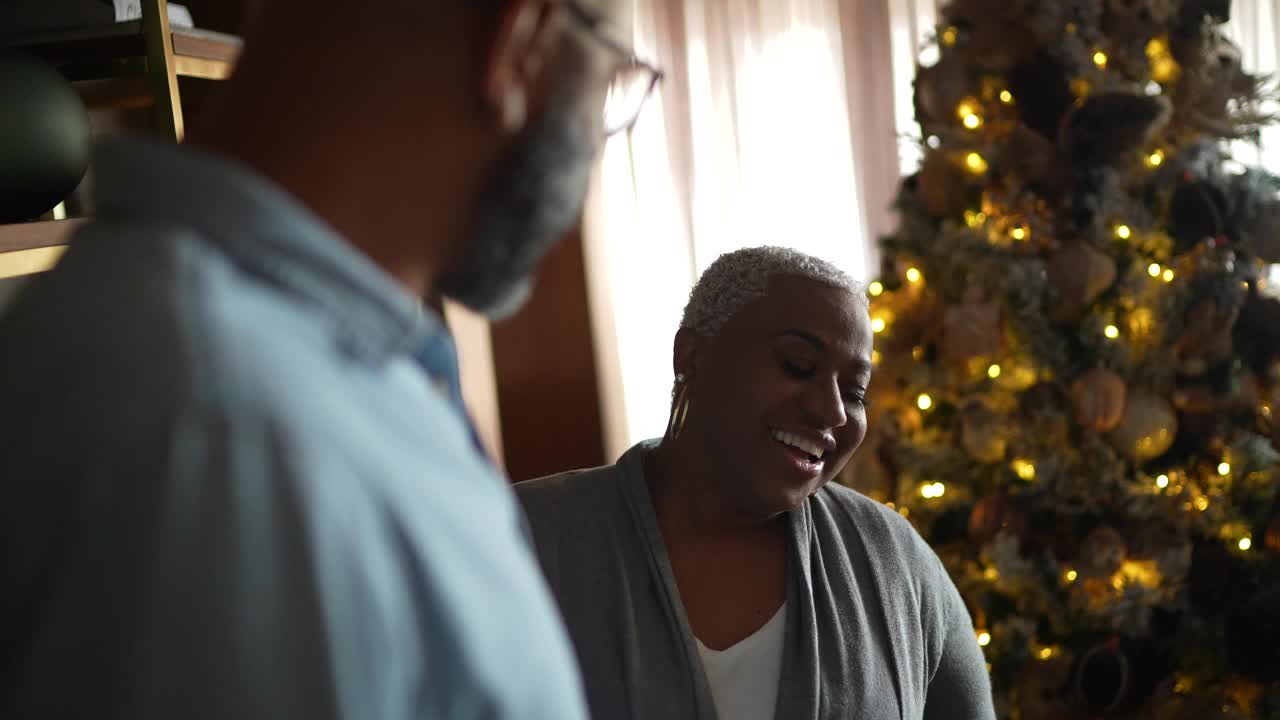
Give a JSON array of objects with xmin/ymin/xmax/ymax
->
[{"xmin": 666, "ymin": 374, "xmax": 691, "ymax": 441}]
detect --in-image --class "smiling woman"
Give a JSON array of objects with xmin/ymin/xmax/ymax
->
[{"xmin": 516, "ymin": 246, "xmax": 996, "ymax": 720}]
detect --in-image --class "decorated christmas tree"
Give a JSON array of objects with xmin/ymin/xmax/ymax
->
[{"xmin": 847, "ymin": 1, "xmax": 1280, "ymax": 717}]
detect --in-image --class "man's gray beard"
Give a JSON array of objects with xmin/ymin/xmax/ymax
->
[{"xmin": 439, "ymin": 105, "xmax": 596, "ymax": 321}]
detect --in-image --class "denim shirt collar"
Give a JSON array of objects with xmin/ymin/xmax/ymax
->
[{"xmin": 93, "ymin": 137, "xmax": 442, "ymax": 366}]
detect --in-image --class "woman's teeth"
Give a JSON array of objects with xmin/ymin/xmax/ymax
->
[{"xmin": 771, "ymin": 429, "xmax": 824, "ymax": 462}]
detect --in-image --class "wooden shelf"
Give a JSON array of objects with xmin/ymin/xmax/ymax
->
[
  {"xmin": 1, "ymin": 22, "xmax": 241, "ymax": 82},
  {"xmin": 0, "ymin": 220, "xmax": 83, "ymax": 280},
  {"xmin": 0, "ymin": 219, "xmax": 84, "ymax": 255}
]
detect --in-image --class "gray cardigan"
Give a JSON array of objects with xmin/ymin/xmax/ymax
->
[{"xmin": 516, "ymin": 441, "xmax": 996, "ymax": 720}]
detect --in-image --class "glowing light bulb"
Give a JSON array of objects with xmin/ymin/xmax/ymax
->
[
  {"xmin": 872, "ymin": 317, "xmax": 887, "ymax": 333},
  {"xmin": 1218, "ymin": 462, "xmax": 1231, "ymax": 476},
  {"xmin": 1065, "ymin": 569, "xmax": 1078, "ymax": 583},
  {"xmin": 963, "ymin": 113, "xmax": 982, "ymax": 129},
  {"xmin": 1093, "ymin": 51, "xmax": 1108, "ymax": 68},
  {"xmin": 988, "ymin": 364, "xmax": 1002, "ymax": 379},
  {"xmin": 1011, "ymin": 227, "xmax": 1027, "ymax": 241},
  {"xmin": 942, "ymin": 26, "xmax": 959, "ymax": 47},
  {"xmin": 1038, "ymin": 647, "xmax": 1054, "ymax": 660},
  {"xmin": 965, "ymin": 152, "xmax": 988, "ymax": 174},
  {"xmin": 1156, "ymin": 474, "xmax": 1169, "ymax": 489},
  {"xmin": 906, "ymin": 267, "xmax": 923, "ymax": 283},
  {"xmin": 868, "ymin": 281, "xmax": 884, "ymax": 297},
  {"xmin": 1148, "ymin": 150, "xmax": 1165, "ymax": 167},
  {"xmin": 977, "ymin": 631, "xmax": 991, "ymax": 647},
  {"xmin": 1104, "ymin": 325, "xmax": 1120, "ymax": 339},
  {"xmin": 1116, "ymin": 224, "xmax": 1132, "ymax": 239},
  {"xmin": 1148, "ymin": 263, "xmax": 1162, "ymax": 277},
  {"xmin": 999, "ymin": 89, "xmax": 1014, "ymax": 104},
  {"xmin": 917, "ymin": 394, "xmax": 934, "ymax": 411},
  {"xmin": 1239, "ymin": 537, "xmax": 1252, "ymax": 551},
  {"xmin": 1162, "ymin": 269, "xmax": 1175, "ymax": 283},
  {"xmin": 1012, "ymin": 458, "xmax": 1036, "ymax": 480}
]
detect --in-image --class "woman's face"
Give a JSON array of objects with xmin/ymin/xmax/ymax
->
[{"xmin": 681, "ymin": 275, "xmax": 873, "ymax": 518}]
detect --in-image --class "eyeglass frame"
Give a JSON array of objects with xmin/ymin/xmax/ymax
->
[{"xmin": 563, "ymin": 1, "xmax": 664, "ymax": 136}]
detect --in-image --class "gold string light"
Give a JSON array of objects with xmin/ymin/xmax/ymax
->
[
  {"xmin": 869, "ymin": 281, "xmax": 884, "ymax": 297},
  {"xmin": 965, "ymin": 152, "xmax": 989, "ymax": 174}
]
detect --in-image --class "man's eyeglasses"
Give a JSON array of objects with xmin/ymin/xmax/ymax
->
[{"xmin": 565, "ymin": 2, "xmax": 664, "ymax": 136}]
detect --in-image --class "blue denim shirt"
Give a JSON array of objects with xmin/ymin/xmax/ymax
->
[{"xmin": 0, "ymin": 139, "xmax": 588, "ymax": 720}]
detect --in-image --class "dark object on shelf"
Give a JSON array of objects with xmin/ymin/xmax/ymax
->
[{"xmin": 0, "ymin": 54, "xmax": 91, "ymax": 223}]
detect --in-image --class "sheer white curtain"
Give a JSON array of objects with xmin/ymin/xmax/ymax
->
[
  {"xmin": 584, "ymin": 0, "xmax": 922, "ymax": 457},
  {"xmin": 1224, "ymin": 1, "xmax": 1280, "ymax": 172}
]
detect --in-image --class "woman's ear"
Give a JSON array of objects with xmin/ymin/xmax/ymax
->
[{"xmin": 673, "ymin": 327, "xmax": 696, "ymax": 380}]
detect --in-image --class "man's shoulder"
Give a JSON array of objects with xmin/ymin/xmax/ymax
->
[{"xmin": 0, "ymin": 219, "xmax": 337, "ymax": 428}]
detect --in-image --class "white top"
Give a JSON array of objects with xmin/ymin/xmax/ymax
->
[{"xmin": 694, "ymin": 603, "xmax": 787, "ymax": 720}]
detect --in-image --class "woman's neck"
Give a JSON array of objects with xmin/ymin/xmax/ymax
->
[{"xmin": 645, "ymin": 439, "xmax": 785, "ymax": 544}]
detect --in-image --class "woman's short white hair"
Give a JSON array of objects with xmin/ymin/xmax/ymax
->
[{"xmin": 679, "ymin": 246, "xmax": 866, "ymax": 337}]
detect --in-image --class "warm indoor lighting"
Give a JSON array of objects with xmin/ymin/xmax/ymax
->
[
  {"xmin": 983, "ymin": 567, "xmax": 999, "ymax": 581},
  {"xmin": 1218, "ymin": 462, "xmax": 1231, "ymax": 476},
  {"xmin": 977, "ymin": 631, "xmax": 991, "ymax": 647},
  {"xmin": 1162, "ymin": 268, "xmax": 1175, "ymax": 283},
  {"xmin": 965, "ymin": 210, "xmax": 987, "ymax": 228},
  {"xmin": 1093, "ymin": 51, "xmax": 1108, "ymax": 68},
  {"xmin": 1156, "ymin": 474, "xmax": 1169, "ymax": 489},
  {"xmin": 1038, "ymin": 647, "xmax": 1055, "ymax": 660},
  {"xmin": 963, "ymin": 113, "xmax": 982, "ymax": 129},
  {"xmin": 1010, "ymin": 227, "xmax": 1027, "ymax": 241},
  {"xmin": 917, "ymin": 393, "xmax": 934, "ymax": 411},
  {"xmin": 1147, "ymin": 37, "xmax": 1180, "ymax": 83},
  {"xmin": 1104, "ymin": 325, "xmax": 1120, "ymax": 339},
  {"xmin": 1148, "ymin": 263, "xmax": 1162, "ymax": 277},
  {"xmin": 872, "ymin": 317, "xmax": 887, "ymax": 333},
  {"xmin": 1194, "ymin": 496, "xmax": 1210, "ymax": 511},
  {"xmin": 965, "ymin": 152, "xmax": 988, "ymax": 174},
  {"xmin": 942, "ymin": 25, "xmax": 959, "ymax": 46},
  {"xmin": 1064, "ymin": 569, "xmax": 1078, "ymax": 583},
  {"xmin": 999, "ymin": 89, "xmax": 1014, "ymax": 104},
  {"xmin": 921, "ymin": 482, "xmax": 947, "ymax": 499},
  {"xmin": 1012, "ymin": 458, "xmax": 1036, "ymax": 480},
  {"xmin": 868, "ymin": 281, "xmax": 884, "ymax": 297},
  {"xmin": 1116, "ymin": 224, "xmax": 1132, "ymax": 239},
  {"xmin": 906, "ymin": 267, "xmax": 923, "ymax": 283},
  {"xmin": 871, "ymin": 350, "xmax": 882, "ymax": 366},
  {"xmin": 1148, "ymin": 150, "xmax": 1165, "ymax": 167},
  {"xmin": 988, "ymin": 364, "xmax": 1002, "ymax": 379},
  {"xmin": 1239, "ymin": 537, "xmax": 1253, "ymax": 551}
]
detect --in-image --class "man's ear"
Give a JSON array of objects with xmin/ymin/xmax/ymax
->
[
  {"xmin": 485, "ymin": 0, "xmax": 562, "ymax": 133},
  {"xmin": 673, "ymin": 327, "xmax": 697, "ymax": 380}
]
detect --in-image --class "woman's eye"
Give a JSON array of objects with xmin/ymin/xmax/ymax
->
[
  {"xmin": 782, "ymin": 360, "xmax": 815, "ymax": 378},
  {"xmin": 843, "ymin": 391, "xmax": 869, "ymax": 408}
]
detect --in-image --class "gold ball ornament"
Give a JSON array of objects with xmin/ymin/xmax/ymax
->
[
  {"xmin": 1107, "ymin": 390, "xmax": 1178, "ymax": 462},
  {"xmin": 1265, "ymin": 514, "xmax": 1280, "ymax": 553},
  {"xmin": 913, "ymin": 61, "xmax": 974, "ymax": 135},
  {"xmin": 1078, "ymin": 525, "xmax": 1128, "ymax": 578},
  {"xmin": 916, "ymin": 151, "xmax": 971, "ymax": 219},
  {"xmin": 1015, "ymin": 657, "xmax": 1073, "ymax": 720},
  {"xmin": 1071, "ymin": 368, "xmax": 1128, "ymax": 433},
  {"xmin": 960, "ymin": 400, "xmax": 1008, "ymax": 463},
  {"xmin": 1047, "ymin": 242, "xmax": 1117, "ymax": 321},
  {"xmin": 941, "ymin": 287, "xmax": 1004, "ymax": 365},
  {"xmin": 1176, "ymin": 299, "xmax": 1240, "ymax": 376}
]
